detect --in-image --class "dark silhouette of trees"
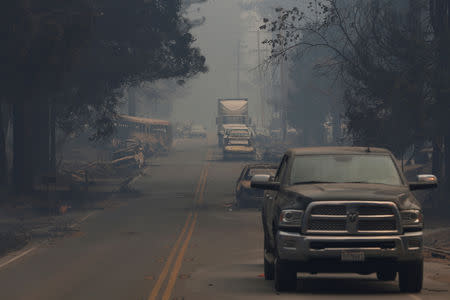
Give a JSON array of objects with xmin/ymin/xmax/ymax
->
[
  {"xmin": 0, "ymin": 0, "xmax": 207, "ymax": 193},
  {"xmin": 1, "ymin": 0, "xmax": 94, "ymax": 192},
  {"xmin": 264, "ymin": 0, "xmax": 450, "ymax": 208},
  {"xmin": 429, "ymin": 0, "xmax": 450, "ymax": 206},
  {"xmin": 287, "ymin": 44, "xmax": 342, "ymax": 146}
]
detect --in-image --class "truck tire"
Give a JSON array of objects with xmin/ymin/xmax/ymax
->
[
  {"xmin": 264, "ymin": 235, "xmax": 274, "ymax": 280},
  {"xmin": 237, "ymin": 192, "xmax": 248, "ymax": 208},
  {"xmin": 235, "ymin": 193, "xmax": 244, "ymax": 209},
  {"xmin": 377, "ymin": 270, "xmax": 397, "ymax": 281},
  {"xmin": 399, "ymin": 260, "xmax": 423, "ymax": 293},
  {"xmin": 264, "ymin": 256, "xmax": 275, "ymax": 280},
  {"xmin": 274, "ymin": 258, "xmax": 297, "ymax": 292},
  {"xmin": 264, "ymin": 232, "xmax": 270, "ymax": 252}
]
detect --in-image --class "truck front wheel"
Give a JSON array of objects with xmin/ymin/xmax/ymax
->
[
  {"xmin": 274, "ymin": 258, "xmax": 297, "ymax": 292},
  {"xmin": 399, "ymin": 260, "xmax": 423, "ymax": 293},
  {"xmin": 264, "ymin": 256, "xmax": 274, "ymax": 280},
  {"xmin": 264, "ymin": 234, "xmax": 274, "ymax": 280}
]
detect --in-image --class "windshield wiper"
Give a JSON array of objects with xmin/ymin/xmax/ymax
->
[
  {"xmin": 346, "ymin": 181, "xmax": 370, "ymax": 183},
  {"xmin": 346, "ymin": 181, "xmax": 391, "ymax": 185},
  {"xmin": 292, "ymin": 181, "xmax": 336, "ymax": 185}
]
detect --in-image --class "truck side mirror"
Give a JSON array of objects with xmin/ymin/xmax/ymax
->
[
  {"xmin": 409, "ymin": 174, "xmax": 438, "ymax": 191},
  {"xmin": 251, "ymin": 174, "xmax": 280, "ymax": 191}
]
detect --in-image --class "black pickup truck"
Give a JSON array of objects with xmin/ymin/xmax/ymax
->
[{"xmin": 252, "ymin": 147, "xmax": 437, "ymax": 293}]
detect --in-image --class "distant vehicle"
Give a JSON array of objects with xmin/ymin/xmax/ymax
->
[
  {"xmin": 174, "ymin": 121, "xmax": 193, "ymax": 138},
  {"xmin": 252, "ymin": 146, "xmax": 437, "ymax": 293},
  {"xmin": 189, "ymin": 124, "xmax": 207, "ymax": 138},
  {"xmin": 223, "ymin": 126, "xmax": 256, "ymax": 160},
  {"xmin": 255, "ymin": 128, "xmax": 270, "ymax": 137},
  {"xmin": 235, "ymin": 164, "xmax": 277, "ymax": 208},
  {"xmin": 226, "ymin": 127, "xmax": 251, "ymax": 139},
  {"xmin": 270, "ymin": 129, "xmax": 282, "ymax": 140},
  {"xmin": 116, "ymin": 115, "xmax": 172, "ymax": 155},
  {"xmin": 223, "ymin": 138, "xmax": 256, "ymax": 160},
  {"xmin": 223, "ymin": 124, "xmax": 247, "ymax": 137},
  {"xmin": 223, "ymin": 125, "xmax": 254, "ymax": 143},
  {"xmin": 216, "ymin": 98, "xmax": 251, "ymax": 146}
]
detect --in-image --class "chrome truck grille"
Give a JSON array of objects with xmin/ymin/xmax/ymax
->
[{"xmin": 303, "ymin": 201, "xmax": 401, "ymax": 235}]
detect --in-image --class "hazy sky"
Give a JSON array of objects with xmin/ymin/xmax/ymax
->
[{"xmin": 172, "ymin": 0, "xmax": 265, "ymax": 129}]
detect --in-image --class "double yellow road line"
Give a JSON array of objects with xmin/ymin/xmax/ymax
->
[{"xmin": 148, "ymin": 159, "xmax": 210, "ymax": 300}]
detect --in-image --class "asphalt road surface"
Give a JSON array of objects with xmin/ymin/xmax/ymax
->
[{"xmin": 0, "ymin": 138, "xmax": 449, "ymax": 300}]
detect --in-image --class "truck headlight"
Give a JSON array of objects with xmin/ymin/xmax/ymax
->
[
  {"xmin": 279, "ymin": 210, "xmax": 303, "ymax": 228},
  {"xmin": 400, "ymin": 210, "xmax": 423, "ymax": 227}
]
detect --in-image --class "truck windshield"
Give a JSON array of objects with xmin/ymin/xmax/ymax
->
[
  {"xmin": 228, "ymin": 139, "xmax": 249, "ymax": 145},
  {"xmin": 229, "ymin": 130, "xmax": 249, "ymax": 137},
  {"xmin": 290, "ymin": 154, "xmax": 403, "ymax": 186}
]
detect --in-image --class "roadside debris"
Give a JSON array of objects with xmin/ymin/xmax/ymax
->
[{"xmin": 425, "ymin": 246, "xmax": 450, "ymax": 260}]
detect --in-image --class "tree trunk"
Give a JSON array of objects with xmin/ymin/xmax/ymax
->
[
  {"xmin": 31, "ymin": 102, "xmax": 50, "ymax": 181},
  {"xmin": 49, "ymin": 102, "xmax": 56, "ymax": 176},
  {"xmin": 0, "ymin": 104, "xmax": 7, "ymax": 185},
  {"xmin": 128, "ymin": 88, "xmax": 137, "ymax": 116},
  {"xmin": 13, "ymin": 101, "xmax": 34, "ymax": 194},
  {"xmin": 443, "ymin": 134, "xmax": 450, "ymax": 209}
]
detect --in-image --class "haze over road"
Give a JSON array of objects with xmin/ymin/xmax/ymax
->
[
  {"xmin": 173, "ymin": 0, "xmax": 261, "ymax": 127},
  {"xmin": 0, "ymin": 138, "xmax": 449, "ymax": 300}
]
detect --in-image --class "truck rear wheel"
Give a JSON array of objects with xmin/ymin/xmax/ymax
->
[
  {"xmin": 274, "ymin": 258, "xmax": 297, "ymax": 292},
  {"xmin": 399, "ymin": 260, "xmax": 423, "ymax": 293}
]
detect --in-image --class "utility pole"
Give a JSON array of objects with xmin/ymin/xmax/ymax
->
[
  {"xmin": 257, "ymin": 30, "xmax": 266, "ymax": 128},
  {"xmin": 249, "ymin": 29, "xmax": 271, "ymax": 127},
  {"xmin": 236, "ymin": 40, "xmax": 240, "ymax": 98},
  {"xmin": 280, "ymin": 55, "xmax": 288, "ymax": 141}
]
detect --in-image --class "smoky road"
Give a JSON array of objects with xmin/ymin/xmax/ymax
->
[{"xmin": 0, "ymin": 139, "xmax": 448, "ymax": 300}]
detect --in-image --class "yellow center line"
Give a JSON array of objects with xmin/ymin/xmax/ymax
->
[
  {"xmin": 161, "ymin": 159, "xmax": 209, "ymax": 300},
  {"xmin": 148, "ymin": 156, "xmax": 210, "ymax": 300},
  {"xmin": 161, "ymin": 211, "xmax": 199, "ymax": 300},
  {"xmin": 147, "ymin": 212, "xmax": 192, "ymax": 300},
  {"xmin": 194, "ymin": 166, "xmax": 206, "ymax": 198},
  {"xmin": 148, "ymin": 160, "xmax": 208, "ymax": 300}
]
